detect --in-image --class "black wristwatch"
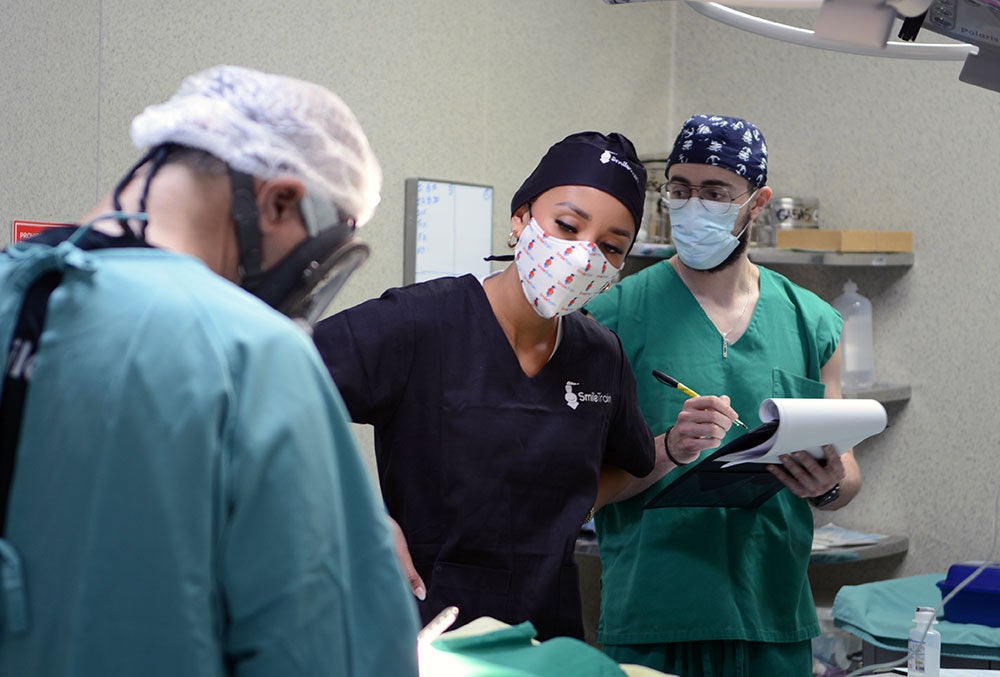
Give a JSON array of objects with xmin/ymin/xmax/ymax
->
[{"xmin": 809, "ymin": 483, "xmax": 841, "ymax": 508}]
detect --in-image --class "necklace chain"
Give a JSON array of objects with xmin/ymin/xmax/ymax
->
[
  {"xmin": 719, "ymin": 279, "xmax": 751, "ymax": 359},
  {"xmin": 678, "ymin": 259, "xmax": 755, "ymax": 359}
]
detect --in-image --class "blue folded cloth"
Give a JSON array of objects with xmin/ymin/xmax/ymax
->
[{"xmin": 833, "ymin": 574, "xmax": 1000, "ymax": 662}]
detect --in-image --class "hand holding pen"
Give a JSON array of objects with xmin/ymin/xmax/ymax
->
[
  {"xmin": 652, "ymin": 370, "xmax": 747, "ymax": 429},
  {"xmin": 652, "ymin": 370, "xmax": 747, "ymax": 460}
]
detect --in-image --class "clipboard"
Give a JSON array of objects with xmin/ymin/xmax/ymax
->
[
  {"xmin": 644, "ymin": 397, "xmax": 887, "ymax": 509},
  {"xmin": 710, "ymin": 398, "xmax": 887, "ymax": 467},
  {"xmin": 644, "ymin": 421, "xmax": 787, "ymax": 510}
]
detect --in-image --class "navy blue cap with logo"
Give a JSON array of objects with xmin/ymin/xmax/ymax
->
[
  {"xmin": 510, "ymin": 131, "xmax": 647, "ymax": 232},
  {"xmin": 666, "ymin": 114, "xmax": 768, "ymax": 188}
]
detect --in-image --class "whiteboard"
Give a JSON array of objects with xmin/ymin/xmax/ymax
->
[{"xmin": 403, "ymin": 178, "xmax": 494, "ymax": 285}]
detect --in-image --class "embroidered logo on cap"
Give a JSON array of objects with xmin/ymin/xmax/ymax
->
[{"xmin": 599, "ymin": 150, "xmax": 639, "ymax": 182}]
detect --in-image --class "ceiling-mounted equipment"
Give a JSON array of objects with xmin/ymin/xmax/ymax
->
[{"xmin": 604, "ymin": 0, "xmax": 999, "ymax": 93}]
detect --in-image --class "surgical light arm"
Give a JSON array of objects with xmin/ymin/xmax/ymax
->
[{"xmin": 603, "ymin": 0, "xmax": 1000, "ymax": 92}]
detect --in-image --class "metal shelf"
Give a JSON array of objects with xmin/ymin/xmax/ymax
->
[
  {"xmin": 747, "ymin": 247, "xmax": 914, "ymax": 267},
  {"xmin": 842, "ymin": 383, "xmax": 911, "ymax": 404},
  {"xmin": 809, "ymin": 533, "xmax": 909, "ymax": 565},
  {"xmin": 583, "ymin": 532, "xmax": 910, "ymax": 566},
  {"xmin": 627, "ymin": 245, "xmax": 914, "ymax": 268}
]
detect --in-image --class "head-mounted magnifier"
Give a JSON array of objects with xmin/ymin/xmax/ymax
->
[
  {"xmin": 243, "ymin": 229, "xmax": 370, "ymax": 326},
  {"xmin": 230, "ymin": 167, "xmax": 369, "ymax": 326}
]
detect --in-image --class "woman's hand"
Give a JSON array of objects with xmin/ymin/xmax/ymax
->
[{"xmin": 388, "ymin": 516, "xmax": 426, "ymax": 600}]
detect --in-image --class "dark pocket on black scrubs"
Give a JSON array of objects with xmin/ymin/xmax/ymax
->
[{"xmin": 424, "ymin": 560, "xmax": 512, "ymax": 626}]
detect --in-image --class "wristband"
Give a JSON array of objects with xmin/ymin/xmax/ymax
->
[
  {"xmin": 663, "ymin": 426, "xmax": 693, "ymax": 466},
  {"xmin": 809, "ymin": 482, "xmax": 841, "ymax": 508}
]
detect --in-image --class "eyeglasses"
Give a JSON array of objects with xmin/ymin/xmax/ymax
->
[{"xmin": 660, "ymin": 181, "xmax": 756, "ymax": 216}]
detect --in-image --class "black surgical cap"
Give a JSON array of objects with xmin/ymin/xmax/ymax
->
[{"xmin": 510, "ymin": 131, "xmax": 647, "ymax": 231}]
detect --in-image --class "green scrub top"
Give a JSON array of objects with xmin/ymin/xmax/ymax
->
[{"xmin": 585, "ymin": 260, "xmax": 841, "ymax": 646}]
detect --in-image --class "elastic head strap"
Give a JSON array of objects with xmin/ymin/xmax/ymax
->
[
  {"xmin": 112, "ymin": 149, "xmax": 157, "ymax": 232},
  {"xmin": 228, "ymin": 168, "xmax": 262, "ymax": 278},
  {"xmin": 111, "ymin": 144, "xmax": 175, "ymax": 237}
]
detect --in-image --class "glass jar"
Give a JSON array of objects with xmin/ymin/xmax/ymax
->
[{"xmin": 639, "ymin": 157, "xmax": 670, "ymax": 244}]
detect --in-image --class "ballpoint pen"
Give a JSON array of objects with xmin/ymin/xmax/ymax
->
[{"xmin": 651, "ymin": 369, "xmax": 749, "ymax": 429}]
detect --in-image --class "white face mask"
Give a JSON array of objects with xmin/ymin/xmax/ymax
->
[
  {"xmin": 668, "ymin": 191, "xmax": 756, "ymax": 270},
  {"xmin": 514, "ymin": 218, "xmax": 621, "ymax": 318}
]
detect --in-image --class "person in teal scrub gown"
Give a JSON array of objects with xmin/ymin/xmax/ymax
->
[
  {"xmin": 584, "ymin": 114, "xmax": 863, "ymax": 677},
  {"xmin": 0, "ymin": 66, "xmax": 418, "ymax": 676}
]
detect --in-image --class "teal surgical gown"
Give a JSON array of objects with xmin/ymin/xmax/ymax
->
[{"xmin": 0, "ymin": 234, "xmax": 419, "ymax": 676}]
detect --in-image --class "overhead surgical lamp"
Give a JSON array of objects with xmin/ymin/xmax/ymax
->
[{"xmin": 604, "ymin": 0, "xmax": 1000, "ymax": 93}]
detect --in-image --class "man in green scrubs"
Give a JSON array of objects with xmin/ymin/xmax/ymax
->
[{"xmin": 585, "ymin": 114, "xmax": 862, "ymax": 676}]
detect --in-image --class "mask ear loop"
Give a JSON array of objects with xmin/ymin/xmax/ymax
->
[
  {"xmin": 228, "ymin": 169, "xmax": 262, "ymax": 279},
  {"xmin": 732, "ymin": 188, "xmax": 761, "ymax": 240}
]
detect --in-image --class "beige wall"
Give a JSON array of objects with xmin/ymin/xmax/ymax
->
[{"xmin": 1, "ymin": 1, "xmax": 996, "ymax": 582}]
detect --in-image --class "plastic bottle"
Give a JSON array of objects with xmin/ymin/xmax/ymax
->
[
  {"xmin": 832, "ymin": 280, "xmax": 875, "ymax": 391},
  {"xmin": 908, "ymin": 606, "xmax": 941, "ymax": 677}
]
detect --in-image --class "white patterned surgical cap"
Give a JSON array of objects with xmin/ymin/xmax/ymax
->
[{"xmin": 130, "ymin": 65, "xmax": 381, "ymax": 232}]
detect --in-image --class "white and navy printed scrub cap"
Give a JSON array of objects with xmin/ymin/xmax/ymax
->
[
  {"xmin": 666, "ymin": 114, "xmax": 768, "ymax": 188},
  {"xmin": 130, "ymin": 65, "xmax": 382, "ymax": 232}
]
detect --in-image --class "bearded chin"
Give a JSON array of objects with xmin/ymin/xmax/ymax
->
[{"xmin": 707, "ymin": 213, "xmax": 752, "ymax": 273}]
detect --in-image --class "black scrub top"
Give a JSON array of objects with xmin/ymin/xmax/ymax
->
[{"xmin": 313, "ymin": 274, "xmax": 654, "ymax": 640}]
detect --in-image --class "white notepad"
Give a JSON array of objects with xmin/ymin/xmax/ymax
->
[{"xmin": 714, "ymin": 398, "xmax": 888, "ymax": 468}]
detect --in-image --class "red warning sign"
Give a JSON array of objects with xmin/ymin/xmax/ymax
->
[{"xmin": 11, "ymin": 220, "xmax": 69, "ymax": 242}]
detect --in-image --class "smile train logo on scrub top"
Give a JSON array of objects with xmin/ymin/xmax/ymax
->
[{"xmin": 564, "ymin": 381, "xmax": 612, "ymax": 410}]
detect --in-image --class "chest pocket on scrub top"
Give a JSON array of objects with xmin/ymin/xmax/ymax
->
[{"xmin": 771, "ymin": 367, "xmax": 827, "ymax": 400}]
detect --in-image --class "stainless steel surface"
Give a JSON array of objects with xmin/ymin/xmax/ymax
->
[
  {"xmin": 639, "ymin": 156, "xmax": 670, "ymax": 244},
  {"xmin": 756, "ymin": 196, "xmax": 821, "ymax": 247},
  {"xmin": 417, "ymin": 605, "xmax": 459, "ymax": 645},
  {"xmin": 771, "ymin": 197, "xmax": 821, "ymax": 228}
]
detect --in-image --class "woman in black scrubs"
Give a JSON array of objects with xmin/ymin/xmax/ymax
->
[{"xmin": 313, "ymin": 131, "xmax": 658, "ymax": 640}]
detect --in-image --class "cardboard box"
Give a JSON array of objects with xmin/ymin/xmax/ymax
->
[
  {"xmin": 776, "ymin": 229, "xmax": 874, "ymax": 252},
  {"xmin": 875, "ymin": 230, "xmax": 913, "ymax": 253},
  {"xmin": 775, "ymin": 229, "xmax": 912, "ymax": 253}
]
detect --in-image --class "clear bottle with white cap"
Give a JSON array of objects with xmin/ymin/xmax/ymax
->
[
  {"xmin": 832, "ymin": 279, "xmax": 876, "ymax": 391},
  {"xmin": 907, "ymin": 606, "xmax": 941, "ymax": 677}
]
